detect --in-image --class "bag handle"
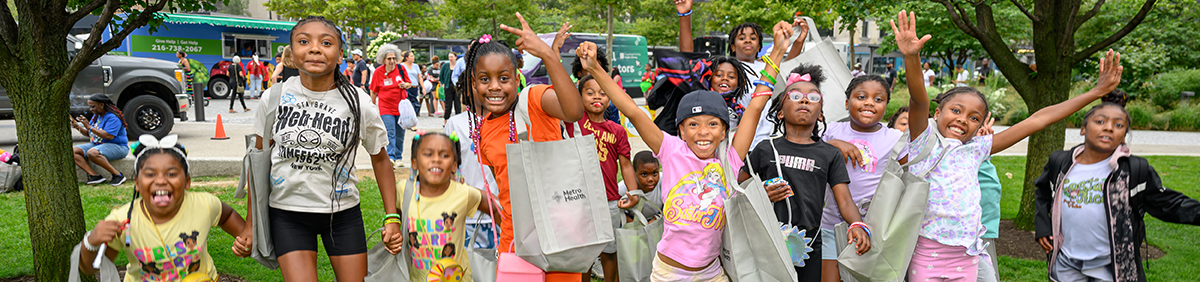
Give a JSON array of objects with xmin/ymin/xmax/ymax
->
[
  {"xmin": 767, "ymin": 137, "xmax": 794, "ymax": 224},
  {"xmin": 716, "ymin": 135, "xmax": 746, "ymax": 195}
]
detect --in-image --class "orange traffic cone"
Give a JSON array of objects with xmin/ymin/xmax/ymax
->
[{"xmin": 211, "ymin": 114, "xmax": 230, "ymax": 140}]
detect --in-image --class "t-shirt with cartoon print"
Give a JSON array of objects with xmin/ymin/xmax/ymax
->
[
  {"xmin": 400, "ymin": 179, "xmax": 481, "ymax": 282},
  {"xmin": 103, "ymin": 192, "xmax": 223, "ymax": 282},
  {"xmin": 742, "ymin": 137, "xmax": 850, "ymax": 276},
  {"xmin": 253, "ymin": 78, "xmax": 389, "ymax": 213},
  {"xmin": 1059, "ymin": 156, "xmax": 1113, "ymax": 261},
  {"xmin": 819, "ymin": 121, "xmax": 903, "ymax": 230},
  {"xmin": 906, "ymin": 124, "xmax": 992, "ymax": 255},
  {"xmin": 654, "ymin": 133, "xmax": 741, "ymax": 269}
]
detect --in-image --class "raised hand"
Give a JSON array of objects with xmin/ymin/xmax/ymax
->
[
  {"xmin": 551, "ymin": 22, "xmax": 573, "ymax": 53},
  {"xmin": 576, "ymin": 42, "xmax": 603, "ymax": 74},
  {"xmin": 673, "ymin": 0, "xmax": 692, "ymax": 14},
  {"xmin": 617, "ymin": 193, "xmax": 640, "ymax": 209},
  {"xmin": 500, "ymin": 12, "xmax": 557, "ymax": 60},
  {"xmin": 793, "ymin": 18, "xmax": 810, "ymax": 40},
  {"xmin": 890, "ymin": 10, "xmax": 931, "ymax": 57},
  {"xmin": 771, "ymin": 20, "xmax": 795, "ymax": 51},
  {"xmin": 1092, "ymin": 49, "xmax": 1123, "ymax": 94},
  {"xmin": 977, "ymin": 114, "xmax": 995, "ymax": 137}
]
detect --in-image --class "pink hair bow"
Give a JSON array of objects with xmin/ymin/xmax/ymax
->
[
  {"xmin": 480, "ymin": 34, "xmax": 492, "ymax": 44},
  {"xmin": 787, "ymin": 73, "xmax": 811, "ymax": 85}
]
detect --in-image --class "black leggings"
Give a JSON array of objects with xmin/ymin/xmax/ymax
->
[
  {"xmin": 443, "ymin": 84, "xmax": 461, "ymax": 120},
  {"xmin": 230, "ymin": 89, "xmax": 247, "ymax": 110}
]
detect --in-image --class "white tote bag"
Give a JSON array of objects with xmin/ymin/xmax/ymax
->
[
  {"xmin": 717, "ymin": 140, "xmax": 798, "ymax": 282},
  {"xmin": 506, "ymin": 91, "xmax": 613, "ymax": 273},
  {"xmin": 615, "ymin": 206, "xmax": 661, "ymax": 282}
]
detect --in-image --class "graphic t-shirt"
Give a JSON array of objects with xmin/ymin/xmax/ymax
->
[
  {"xmin": 906, "ymin": 125, "xmax": 992, "ymax": 255},
  {"xmin": 566, "ymin": 119, "xmax": 632, "ymax": 201},
  {"xmin": 253, "ymin": 78, "xmax": 389, "ymax": 213},
  {"xmin": 655, "ymin": 133, "xmax": 740, "ymax": 269},
  {"xmin": 90, "ymin": 111, "xmax": 128, "ymax": 146},
  {"xmin": 104, "ymin": 192, "xmax": 223, "ymax": 282},
  {"xmin": 370, "ymin": 64, "xmax": 412, "ymax": 116},
  {"xmin": 820, "ymin": 122, "xmax": 903, "ymax": 230},
  {"xmin": 742, "ymin": 137, "xmax": 849, "ymax": 276},
  {"xmin": 400, "ymin": 179, "xmax": 481, "ymax": 282},
  {"xmin": 1059, "ymin": 156, "xmax": 1113, "ymax": 261}
]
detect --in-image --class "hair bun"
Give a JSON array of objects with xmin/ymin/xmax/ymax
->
[{"xmin": 1103, "ymin": 89, "xmax": 1128, "ymax": 107}]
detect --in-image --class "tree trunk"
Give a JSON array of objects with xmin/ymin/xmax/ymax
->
[
  {"xmin": 0, "ymin": 24, "xmax": 88, "ymax": 282},
  {"xmin": 606, "ymin": 5, "xmax": 614, "ymax": 70}
]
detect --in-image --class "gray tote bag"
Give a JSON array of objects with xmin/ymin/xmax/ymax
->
[{"xmin": 717, "ymin": 140, "xmax": 798, "ymax": 282}]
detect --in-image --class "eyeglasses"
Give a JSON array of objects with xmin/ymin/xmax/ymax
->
[
  {"xmin": 787, "ymin": 91, "xmax": 822, "ymax": 103},
  {"xmin": 385, "ymin": 57, "xmax": 397, "ymax": 61}
]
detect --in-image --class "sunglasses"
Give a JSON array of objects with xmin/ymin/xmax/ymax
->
[{"xmin": 787, "ymin": 91, "xmax": 822, "ymax": 103}]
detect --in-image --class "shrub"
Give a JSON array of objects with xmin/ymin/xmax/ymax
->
[
  {"xmin": 1146, "ymin": 68, "xmax": 1200, "ymax": 110},
  {"xmin": 1126, "ymin": 101, "xmax": 1157, "ymax": 130},
  {"xmin": 1168, "ymin": 104, "xmax": 1200, "ymax": 131}
]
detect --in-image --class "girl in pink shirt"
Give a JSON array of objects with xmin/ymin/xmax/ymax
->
[{"xmin": 605, "ymin": 20, "xmax": 797, "ymax": 281}]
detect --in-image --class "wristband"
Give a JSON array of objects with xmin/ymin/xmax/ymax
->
[
  {"xmin": 383, "ymin": 213, "xmax": 401, "ymax": 221},
  {"xmin": 848, "ymin": 222, "xmax": 872, "ymax": 239},
  {"xmin": 83, "ymin": 231, "xmax": 100, "ymax": 252},
  {"xmin": 758, "ymin": 70, "xmax": 778, "ymax": 85},
  {"xmin": 752, "ymin": 91, "xmax": 773, "ymax": 98},
  {"xmin": 677, "ymin": 10, "xmax": 693, "ymax": 17},
  {"xmin": 752, "ymin": 80, "xmax": 774, "ymax": 91},
  {"xmin": 384, "ymin": 218, "xmax": 402, "ymax": 226},
  {"xmin": 761, "ymin": 54, "xmax": 780, "ymax": 74}
]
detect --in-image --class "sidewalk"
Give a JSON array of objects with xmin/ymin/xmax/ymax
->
[{"xmin": 3, "ymin": 115, "xmax": 1199, "ymax": 179}]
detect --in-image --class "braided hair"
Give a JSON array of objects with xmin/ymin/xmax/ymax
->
[
  {"xmin": 933, "ymin": 86, "xmax": 989, "ymax": 112},
  {"xmin": 289, "ymin": 16, "xmax": 363, "ymax": 211},
  {"xmin": 726, "ymin": 22, "xmax": 763, "ymax": 58},
  {"xmin": 456, "ymin": 38, "xmax": 522, "ymax": 153},
  {"xmin": 706, "ymin": 56, "xmax": 751, "ymax": 106},
  {"xmin": 88, "ymin": 94, "xmax": 126, "ymax": 128},
  {"xmin": 766, "ymin": 63, "xmax": 826, "ymax": 139}
]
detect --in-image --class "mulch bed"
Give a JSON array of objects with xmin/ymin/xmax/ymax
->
[{"xmin": 995, "ymin": 219, "xmax": 1164, "ymax": 260}]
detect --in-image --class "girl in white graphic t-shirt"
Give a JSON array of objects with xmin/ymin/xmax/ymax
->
[{"xmin": 243, "ymin": 16, "xmax": 401, "ymax": 282}]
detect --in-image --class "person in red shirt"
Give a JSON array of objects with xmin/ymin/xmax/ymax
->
[
  {"xmin": 245, "ymin": 55, "xmax": 265, "ymax": 99},
  {"xmin": 565, "ymin": 74, "xmax": 635, "ymax": 282},
  {"xmin": 369, "ymin": 46, "xmax": 413, "ymax": 167}
]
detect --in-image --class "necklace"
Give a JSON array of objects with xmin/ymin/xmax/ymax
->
[{"xmin": 138, "ymin": 201, "xmax": 170, "ymax": 255}]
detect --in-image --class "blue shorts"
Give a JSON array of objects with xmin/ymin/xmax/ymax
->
[
  {"xmin": 821, "ymin": 227, "xmax": 837, "ymax": 260},
  {"xmin": 76, "ymin": 143, "xmax": 129, "ymax": 161}
]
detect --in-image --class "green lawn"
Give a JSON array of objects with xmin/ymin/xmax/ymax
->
[
  {"xmin": 2, "ymin": 157, "xmax": 1198, "ymax": 281},
  {"xmin": 990, "ymin": 156, "xmax": 1200, "ymax": 281}
]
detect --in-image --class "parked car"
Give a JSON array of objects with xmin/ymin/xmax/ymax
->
[{"xmin": 0, "ymin": 36, "xmax": 192, "ymax": 138}]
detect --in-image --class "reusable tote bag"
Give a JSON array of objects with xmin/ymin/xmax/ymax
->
[
  {"xmin": 234, "ymin": 78, "xmax": 291, "ymax": 269},
  {"xmin": 397, "ymin": 99, "xmax": 419, "ymax": 130},
  {"xmin": 615, "ymin": 205, "xmax": 661, "ymax": 282},
  {"xmin": 364, "ymin": 178, "xmax": 414, "ymax": 281},
  {"xmin": 507, "ymin": 88, "xmax": 613, "ymax": 272},
  {"xmin": 469, "ymin": 186, "xmax": 502, "ymax": 282},
  {"xmin": 717, "ymin": 140, "xmax": 798, "ymax": 282},
  {"xmin": 836, "ymin": 131, "xmax": 948, "ymax": 282}
]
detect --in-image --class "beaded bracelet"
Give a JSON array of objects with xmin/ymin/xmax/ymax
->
[
  {"xmin": 677, "ymin": 10, "xmax": 693, "ymax": 17},
  {"xmin": 751, "ymin": 91, "xmax": 773, "ymax": 98},
  {"xmin": 761, "ymin": 54, "xmax": 780, "ymax": 74},
  {"xmin": 848, "ymin": 222, "xmax": 872, "ymax": 239},
  {"xmin": 752, "ymin": 80, "xmax": 775, "ymax": 91},
  {"xmin": 383, "ymin": 213, "xmax": 402, "ymax": 221}
]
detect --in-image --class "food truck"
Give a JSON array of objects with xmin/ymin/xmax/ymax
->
[{"xmin": 104, "ymin": 13, "xmax": 295, "ymax": 98}]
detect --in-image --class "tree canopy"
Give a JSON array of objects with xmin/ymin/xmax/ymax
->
[{"xmin": 265, "ymin": 0, "xmax": 437, "ymax": 50}]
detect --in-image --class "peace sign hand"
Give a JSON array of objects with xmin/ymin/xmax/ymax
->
[
  {"xmin": 551, "ymin": 22, "xmax": 573, "ymax": 53},
  {"xmin": 500, "ymin": 12, "xmax": 557, "ymax": 61},
  {"xmin": 890, "ymin": 10, "xmax": 932, "ymax": 57}
]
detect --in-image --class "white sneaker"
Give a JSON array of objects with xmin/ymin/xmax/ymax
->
[{"xmin": 590, "ymin": 257, "xmax": 604, "ymax": 279}]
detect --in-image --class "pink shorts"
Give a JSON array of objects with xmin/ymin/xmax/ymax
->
[{"xmin": 908, "ymin": 237, "xmax": 979, "ymax": 282}]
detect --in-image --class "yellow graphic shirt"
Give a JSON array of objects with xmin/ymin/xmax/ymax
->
[
  {"xmin": 399, "ymin": 179, "xmax": 482, "ymax": 282},
  {"xmin": 104, "ymin": 192, "xmax": 223, "ymax": 282}
]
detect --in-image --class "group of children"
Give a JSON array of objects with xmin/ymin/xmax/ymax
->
[{"xmin": 75, "ymin": 4, "xmax": 1200, "ymax": 282}]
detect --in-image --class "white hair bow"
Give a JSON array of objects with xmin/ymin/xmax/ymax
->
[{"xmin": 135, "ymin": 134, "xmax": 189, "ymax": 172}]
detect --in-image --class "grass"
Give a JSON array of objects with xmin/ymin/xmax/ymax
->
[
  {"xmin": 989, "ymin": 156, "xmax": 1200, "ymax": 281},
  {"xmin": 3, "ymin": 158, "xmax": 1199, "ymax": 281}
]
